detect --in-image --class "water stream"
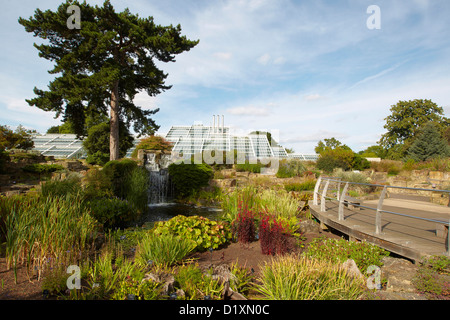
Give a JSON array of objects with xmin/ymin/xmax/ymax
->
[{"xmin": 140, "ymin": 151, "xmax": 221, "ymax": 227}]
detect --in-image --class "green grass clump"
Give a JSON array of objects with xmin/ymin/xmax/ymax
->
[
  {"xmin": 135, "ymin": 233, "xmax": 196, "ymax": 268},
  {"xmin": 284, "ymin": 179, "xmax": 316, "ymax": 192},
  {"xmin": 255, "ymin": 255, "xmax": 366, "ymax": 300}
]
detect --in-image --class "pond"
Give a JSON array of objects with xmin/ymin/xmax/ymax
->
[{"xmin": 137, "ymin": 202, "xmax": 223, "ymax": 228}]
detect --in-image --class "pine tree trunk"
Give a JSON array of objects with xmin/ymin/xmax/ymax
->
[{"xmin": 110, "ymin": 80, "xmax": 120, "ymax": 161}]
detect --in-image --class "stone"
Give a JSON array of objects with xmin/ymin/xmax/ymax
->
[
  {"xmin": 142, "ymin": 272, "xmax": 175, "ymax": 296},
  {"xmin": 297, "ymin": 219, "xmax": 320, "ymax": 234},
  {"xmin": 381, "ymin": 257, "xmax": 418, "ymax": 293}
]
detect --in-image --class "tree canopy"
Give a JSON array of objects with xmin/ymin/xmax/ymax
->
[
  {"xmin": 315, "ymin": 137, "xmax": 351, "ymax": 154},
  {"xmin": 0, "ymin": 125, "xmax": 36, "ymax": 151},
  {"xmin": 19, "ymin": 0, "xmax": 199, "ymax": 160},
  {"xmin": 406, "ymin": 122, "xmax": 450, "ymax": 162},
  {"xmin": 378, "ymin": 99, "xmax": 449, "ymax": 159}
]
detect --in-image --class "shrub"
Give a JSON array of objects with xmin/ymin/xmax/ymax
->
[
  {"xmin": 135, "ymin": 233, "xmax": 196, "ymax": 267},
  {"xmin": 130, "ymin": 135, "xmax": 173, "ymax": 158},
  {"xmin": 22, "ymin": 163, "xmax": 64, "ymax": 174},
  {"xmin": 231, "ymin": 201, "xmax": 257, "ymax": 243},
  {"xmin": 276, "ymin": 159, "xmax": 305, "ymax": 178},
  {"xmin": 83, "ymin": 122, "xmax": 134, "ymax": 166},
  {"xmin": 124, "ymin": 166, "xmax": 150, "ymax": 212},
  {"xmin": 316, "ymin": 148, "xmax": 353, "ymax": 172},
  {"xmin": 235, "ymin": 162, "xmax": 263, "ymax": 173},
  {"xmin": 0, "ymin": 150, "xmax": 9, "ymax": 173},
  {"xmin": 259, "ymin": 215, "xmax": 295, "ymax": 256},
  {"xmin": 153, "ymin": 215, "xmax": 232, "ymax": 251},
  {"xmin": 351, "ymin": 154, "xmax": 371, "ymax": 171},
  {"xmin": 88, "ymin": 197, "xmax": 139, "ymax": 230},
  {"xmin": 82, "ymin": 168, "xmax": 114, "ymax": 199},
  {"xmin": 255, "ymin": 255, "xmax": 366, "ymax": 300},
  {"xmin": 168, "ymin": 162, "xmax": 213, "ymax": 197},
  {"xmin": 370, "ymin": 160, "xmax": 403, "ymax": 173},
  {"xmin": 102, "ymin": 159, "xmax": 139, "ymax": 199}
]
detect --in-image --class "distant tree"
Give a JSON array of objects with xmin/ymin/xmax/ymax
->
[
  {"xmin": 379, "ymin": 99, "xmax": 449, "ymax": 159},
  {"xmin": 47, "ymin": 121, "xmax": 75, "ymax": 134},
  {"xmin": 315, "ymin": 138, "xmax": 351, "ymax": 154},
  {"xmin": 359, "ymin": 145, "xmax": 387, "ymax": 159},
  {"xmin": 19, "ymin": 0, "xmax": 198, "ymax": 161},
  {"xmin": 285, "ymin": 147, "xmax": 295, "ymax": 154},
  {"xmin": 0, "ymin": 125, "xmax": 35, "ymax": 150},
  {"xmin": 406, "ymin": 122, "xmax": 450, "ymax": 162}
]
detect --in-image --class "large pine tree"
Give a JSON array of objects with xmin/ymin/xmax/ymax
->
[
  {"xmin": 407, "ymin": 122, "xmax": 450, "ymax": 162},
  {"xmin": 19, "ymin": 0, "xmax": 198, "ymax": 160}
]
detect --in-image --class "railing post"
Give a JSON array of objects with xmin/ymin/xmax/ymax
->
[
  {"xmin": 313, "ymin": 176, "xmax": 322, "ymax": 206},
  {"xmin": 376, "ymin": 186, "xmax": 387, "ymax": 235},
  {"xmin": 320, "ymin": 180, "xmax": 330, "ymax": 212},
  {"xmin": 337, "ymin": 179, "xmax": 341, "ymax": 201},
  {"xmin": 446, "ymin": 219, "xmax": 450, "ymax": 256},
  {"xmin": 338, "ymin": 182, "xmax": 349, "ymax": 221}
]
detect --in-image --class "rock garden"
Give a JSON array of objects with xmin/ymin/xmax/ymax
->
[{"xmin": 1, "ymin": 153, "xmax": 450, "ymax": 301}]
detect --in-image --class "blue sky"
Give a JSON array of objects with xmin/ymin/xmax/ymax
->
[{"xmin": 1, "ymin": 0, "xmax": 449, "ymax": 154}]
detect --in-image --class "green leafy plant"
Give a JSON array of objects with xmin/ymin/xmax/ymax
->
[
  {"xmin": 111, "ymin": 277, "xmax": 162, "ymax": 300},
  {"xmin": 412, "ymin": 255, "xmax": 450, "ymax": 300},
  {"xmin": 304, "ymin": 237, "xmax": 389, "ymax": 274},
  {"xmin": 153, "ymin": 215, "xmax": 232, "ymax": 251}
]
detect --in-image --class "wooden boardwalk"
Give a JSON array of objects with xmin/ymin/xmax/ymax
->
[{"xmin": 310, "ymin": 198, "xmax": 450, "ymax": 262}]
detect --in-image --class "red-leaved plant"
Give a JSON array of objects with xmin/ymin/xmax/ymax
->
[
  {"xmin": 259, "ymin": 215, "xmax": 294, "ymax": 256},
  {"xmin": 232, "ymin": 200, "xmax": 257, "ymax": 244}
]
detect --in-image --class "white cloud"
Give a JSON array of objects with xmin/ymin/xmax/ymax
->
[
  {"xmin": 304, "ymin": 94, "xmax": 323, "ymax": 101},
  {"xmin": 257, "ymin": 53, "xmax": 271, "ymax": 65},
  {"xmin": 213, "ymin": 52, "xmax": 233, "ymax": 60},
  {"xmin": 227, "ymin": 106, "xmax": 270, "ymax": 116}
]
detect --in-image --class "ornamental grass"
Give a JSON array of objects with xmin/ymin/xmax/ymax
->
[{"xmin": 255, "ymin": 254, "xmax": 366, "ymax": 300}]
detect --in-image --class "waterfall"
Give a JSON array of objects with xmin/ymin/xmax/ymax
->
[{"xmin": 144, "ymin": 152, "xmax": 173, "ymax": 204}]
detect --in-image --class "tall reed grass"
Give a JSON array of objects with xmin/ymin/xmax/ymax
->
[
  {"xmin": 2, "ymin": 193, "xmax": 98, "ymax": 282},
  {"xmin": 220, "ymin": 186, "xmax": 299, "ymax": 224}
]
